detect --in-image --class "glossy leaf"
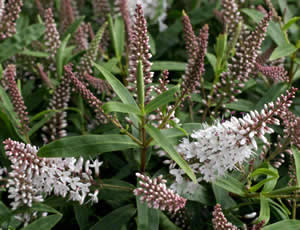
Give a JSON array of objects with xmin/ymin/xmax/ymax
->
[
  {"xmin": 269, "ymin": 43, "xmax": 297, "ymax": 61},
  {"xmin": 159, "ymin": 212, "xmax": 182, "ymax": 230},
  {"xmin": 262, "ymin": 220, "xmax": 300, "ymax": 230},
  {"xmin": 89, "ymin": 204, "xmax": 136, "ymax": 230},
  {"xmin": 37, "ymin": 134, "xmax": 140, "ymax": 157},
  {"xmin": 20, "ymin": 49, "xmax": 50, "ymax": 58},
  {"xmin": 136, "ymin": 197, "xmax": 159, "ymax": 230},
  {"xmin": 145, "ymin": 124, "xmax": 197, "ymax": 182},
  {"xmin": 94, "ymin": 63, "xmax": 138, "ymax": 108},
  {"xmin": 225, "ymin": 99, "xmax": 254, "ymax": 112},
  {"xmin": 103, "ymin": 102, "xmax": 142, "ymax": 116},
  {"xmin": 0, "ymin": 24, "xmax": 45, "ymax": 62},
  {"xmin": 137, "ymin": 60, "xmax": 145, "ymax": 108},
  {"xmin": 255, "ymin": 83, "xmax": 287, "ymax": 111},
  {"xmin": 56, "ymin": 34, "xmax": 71, "ymax": 79},
  {"xmin": 257, "ymin": 195, "xmax": 270, "ymax": 225},
  {"xmin": 151, "ymin": 61, "xmax": 186, "ymax": 71},
  {"xmin": 282, "ymin": 16, "xmax": 300, "ymax": 31},
  {"xmin": 292, "ymin": 146, "xmax": 300, "ymax": 185},
  {"xmin": 21, "ymin": 214, "xmax": 62, "ymax": 230},
  {"xmin": 215, "ymin": 175, "xmax": 246, "ymax": 196},
  {"xmin": 145, "ymin": 85, "xmax": 180, "ymax": 114}
]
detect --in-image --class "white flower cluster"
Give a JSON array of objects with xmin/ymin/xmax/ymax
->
[
  {"xmin": 169, "ymin": 118, "xmax": 260, "ymax": 192},
  {"xmin": 3, "ymin": 139, "xmax": 102, "ymax": 210},
  {"xmin": 128, "ymin": 0, "xmax": 168, "ymax": 31}
]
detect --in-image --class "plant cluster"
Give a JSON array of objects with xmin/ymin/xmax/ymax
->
[{"xmin": 0, "ymin": 0, "xmax": 299, "ymax": 229}]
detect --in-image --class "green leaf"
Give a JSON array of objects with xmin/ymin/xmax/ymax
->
[
  {"xmin": 0, "ymin": 86, "xmax": 27, "ymax": 142},
  {"xmin": 292, "ymin": 146, "xmax": 300, "ymax": 186},
  {"xmin": 100, "ymin": 179, "xmax": 135, "ymax": 201},
  {"xmin": 0, "ymin": 24, "xmax": 45, "ymax": 62},
  {"xmin": 56, "ymin": 34, "xmax": 71, "ymax": 79},
  {"xmin": 74, "ymin": 205, "xmax": 94, "ymax": 230},
  {"xmin": 137, "ymin": 60, "xmax": 145, "ymax": 109},
  {"xmin": 94, "ymin": 63, "xmax": 138, "ymax": 108},
  {"xmin": 136, "ymin": 197, "xmax": 159, "ymax": 230},
  {"xmin": 114, "ymin": 16, "xmax": 125, "ymax": 58},
  {"xmin": 89, "ymin": 204, "xmax": 136, "ymax": 230},
  {"xmin": 148, "ymin": 33, "xmax": 156, "ymax": 55},
  {"xmin": 255, "ymin": 83, "xmax": 287, "ymax": 111},
  {"xmin": 145, "ymin": 85, "xmax": 180, "ymax": 114},
  {"xmin": 212, "ymin": 184, "xmax": 236, "ymax": 209},
  {"xmin": 282, "ymin": 16, "xmax": 300, "ymax": 31},
  {"xmin": 269, "ymin": 43, "xmax": 298, "ymax": 61},
  {"xmin": 30, "ymin": 203, "xmax": 61, "ymax": 215},
  {"xmin": 249, "ymin": 167, "xmax": 279, "ymax": 193},
  {"xmin": 103, "ymin": 102, "xmax": 142, "ymax": 115},
  {"xmin": 225, "ymin": 99, "xmax": 254, "ymax": 112},
  {"xmin": 257, "ymin": 195, "xmax": 270, "ymax": 225},
  {"xmin": 151, "ymin": 62, "xmax": 186, "ymax": 71},
  {"xmin": 206, "ymin": 52, "xmax": 217, "ymax": 73},
  {"xmin": 159, "ymin": 212, "xmax": 182, "ymax": 230},
  {"xmin": 215, "ymin": 175, "xmax": 246, "ymax": 196},
  {"xmin": 37, "ymin": 134, "xmax": 139, "ymax": 157},
  {"xmin": 61, "ymin": 16, "xmax": 85, "ymax": 40},
  {"xmin": 216, "ymin": 33, "xmax": 227, "ymax": 63},
  {"xmin": 108, "ymin": 15, "xmax": 123, "ymax": 59},
  {"xmin": 266, "ymin": 186, "xmax": 300, "ymax": 195},
  {"xmin": 21, "ymin": 214, "xmax": 62, "ymax": 230},
  {"xmin": 262, "ymin": 220, "xmax": 300, "ymax": 230},
  {"xmin": 145, "ymin": 124, "xmax": 196, "ymax": 183},
  {"xmin": 19, "ymin": 49, "xmax": 50, "ymax": 58},
  {"xmin": 241, "ymin": 9, "xmax": 286, "ymax": 45},
  {"xmin": 28, "ymin": 112, "xmax": 56, "ymax": 137}
]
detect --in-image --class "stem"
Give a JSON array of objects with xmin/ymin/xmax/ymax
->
[{"xmin": 140, "ymin": 117, "xmax": 147, "ymax": 172}]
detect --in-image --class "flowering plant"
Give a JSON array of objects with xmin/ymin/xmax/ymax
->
[{"xmin": 0, "ymin": 0, "xmax": 299, "ymax": 229}]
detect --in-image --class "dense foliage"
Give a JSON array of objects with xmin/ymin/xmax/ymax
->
[{"xmin": 0, "ymin": 0, "xmax": 299, "ymax": 229}]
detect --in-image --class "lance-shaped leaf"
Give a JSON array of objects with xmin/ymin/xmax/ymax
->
[
  {"xmin": 21, "ymin": 214, "xmax": 62, "ymax": 230},
  {"xmin": 215, "ymin": 175, "xmax": 246, "ymax": 196},
  {"xmin": 257, "ymin": 195, "xmax": 270, "ymax": 225},
  {"xmin": 103, "ymin": 102, "xmax": 142, "ymax": 116},
  {"xmin": 262, "ymin": 220, "xmax": 300, "ymax": 230},
  {"xmin": 292, "ymin": 146, "xmax": 300, "ymax": 185},
  {"xmin": 145, "ymin": 124, "xmax": 196, "ymax": 182},
  {"xmin": 151, "ymin": 61, "xmax": 186, "ymax": 71},
  {"xmin": 38, "ymin": 134, "xmax": 139, "ymax": 157},
  {"xmin": 94, "ymin": 63, "xmax": 138, "ymax": 108},
  {"xmin": 56, "ymin": 34, "xmax": 71, "ymax": 79},
  {"xmin": 61, "ymin": 16, "xmax": 85, "ymax": 40},
  {"xmin": 145, "ymin": 85, "xmax": 180, "ymax": 114}
]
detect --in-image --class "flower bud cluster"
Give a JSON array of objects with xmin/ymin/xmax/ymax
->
[
  {"xmin": 60, "ymin": 0, "xmax": 88, "ymax": 51},
  {"xmin": 85, "ymin": 74, "xmax": 112, "ymax": 96},
  {"xmin": 127, "ymin": 4, "xmax": 154, "ymax": 103},
  {"xmin": 92, "ymin": 0, "xmax": 110, "ymax": 50},
  {"xmin": 212, "ymin": 204, "xmax": 238, "ymax": 230},
  {"xmin": 280, "ymin": 109, "xmax": 300, "ymax": 149},
  {"xmin": 44, "ymin": 8, "xmax": 61, "ymax": 61},
  {"xmin": 215, "ymin": 11, "xmax": 272, "ymax": 104},
  {"xmin": 3, "ymin": 65, "xmax": 30, "ymax": 135},
  {"xmin": 3, "ymin": 139, "xmax": 102, "ymax": 210},
  {"xmin": 42, "ymin": 73, "xmax": 71, "ymax": 144},
  {"xmin": 0, "ymin": 0, "xmax": 23, "ymax": 41},
  {"xmin": 134, "ymin": 173, "xmax": 187, "ymax": 213},
  {"xmin": 256, "ymin": 63, "xmax": 288, "ymax": 82},
  {"xmin": 76, "ymin": 22, "xmax": 108, "ymax": 84},
  {"xmin": 118, "ymin": 0, "xmax": 132, "ymax": 42},
  {"xmin": 181, "ymin": 13, "xmax": 208, "ymax": 96},
  {"xmin": 65, "ymin": 65, "xmax": 109, "ymax": 124}
]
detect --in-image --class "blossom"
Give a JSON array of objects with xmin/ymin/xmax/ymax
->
[
  {"xmin": 167, "ymin": 88, "xmax": 297, "ymax": 184},
  {"xmin": 3, "ymin": 139, "xmax": 102, "ymax": 210},
  {"xmin": 134, "ymin": 173, "xmax": 187, "ymax": 213}
]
